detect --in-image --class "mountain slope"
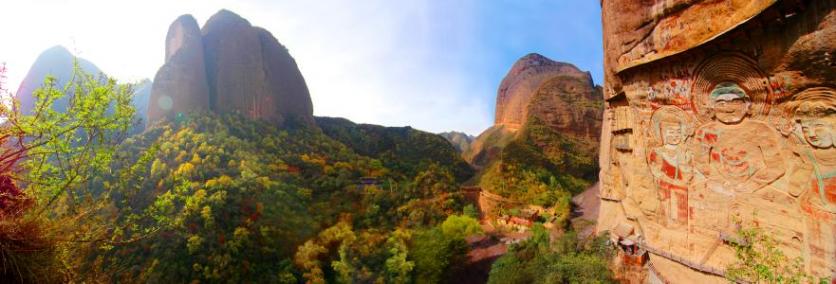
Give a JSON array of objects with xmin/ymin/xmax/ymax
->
[
  {"xmin": 469, "ymin": 53, "xmax": 603, "ymax": 205},
  {"xmin": 92, "ymin": 112, "xmax": 471, "ymax": 282},
  {"xmin": 316, "ymin": 116, "xmax": 474, "ymax": 182},
  {"xmin": 439, "ymin": 131, "xmax": 475, "ymax": 153}
]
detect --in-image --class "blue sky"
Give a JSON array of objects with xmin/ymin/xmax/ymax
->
[{"xmin": 0, "ymin": 0, "xmax": 603, "ymax": 135}]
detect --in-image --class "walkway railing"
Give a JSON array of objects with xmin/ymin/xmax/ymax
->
[{"xmin": 638, "ymin": 241, "xmax": 727, "ymax": 277}]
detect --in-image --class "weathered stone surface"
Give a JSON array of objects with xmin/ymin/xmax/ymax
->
[
  {"xmin": 148, "ymin": 14, "xmax": 210, "ymax": 125},
  {"xmin": 147, "ymin": 10, "xmax": 314, "ymax": 127},
  {"xmin": 469, "ymin": 53, "xmax": 603, "ymax": 169},
  {"xmin": 202, "ymin": 10, "xmax": 314, "ymax": 126},
  {"xmin": 598, "ymin": 1, "xmax": 836, "ymax": 282},
  {"xmin": 495, "ymin": 53, "xmax": 593, "ymax": 130},
  {"xmin": 202, "ymin": 10, "xmax": 273, "ymax": 122},
  {"xmin": 528, "ymin": 74, "xmax": 602, "ymax": 142},
  {"xmin": 256, "ymin": 27, "xmax": 314, "ymax": 125}
]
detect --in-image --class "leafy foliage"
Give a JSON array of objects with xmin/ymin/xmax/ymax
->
[
  {"xmin": 33, "ymin": 110, "xmax": 472, "ymax": 282},
  {"xmin": 0, "ymin": 63, "xmax": 136, "ymax": 282},
  {"xmin": 293, "ymin": 214, "xmax": 481, "ymax": 284},
  {"xmin": 487, "ymin": 226, "xmax": 614, "ymax": 284},
  {"xmin": 476, "ymin": 115, "xmax": 596, "ymax": 216},
  {"xmin": 316, "ymin": 116, "xmax": 474, "ymax": 182},
  {"xmin": 725, "ymin": 224, "xmax": 830, "ymax": 284}
]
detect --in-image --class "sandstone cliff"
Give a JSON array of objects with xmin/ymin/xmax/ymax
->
[
  {"xmin": 148, "ymin": 15, "xmax": 210, "ymax": 125},
  {"xmin": 597, "ymin": 0, "xmax": 836, "ymax": 282},
  {"xmin": 467, "ymin": 53, "xmax": 603, "ymax": 171},
  {"xmin": 464, "ymin": 54, "xmax": 602, "ymax": 208},
  {"xmin": 148, "ymin": 10, "xmax": 314, "ymax": 127},
  {"xmin": 494, "ymin": 53, "xmax": 594, "ymax": 130}
]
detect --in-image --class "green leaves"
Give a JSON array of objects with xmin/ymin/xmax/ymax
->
[
  {"xmin": 488, "ymin": 227, "xmax": 615, "ymax": 284},
  {"xmin": 6, "ymin": 61, "xmax": 136, "ymax": 214},
  {"xmin": 440, "ymin": 215, "xmax": 482, "ymax": 240},
  {"xmin": 725, "ymin": 224, "xmax": 828, "ymax": 284}
]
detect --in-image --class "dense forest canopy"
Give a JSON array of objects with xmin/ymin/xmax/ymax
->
[{"xmin": 0, "ymin": 56, "xmax": 614, "ymax": 284}]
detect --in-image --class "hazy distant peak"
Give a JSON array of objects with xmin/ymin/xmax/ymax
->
[
  {"xmin": 40, "ymin": 45, "xmax": 72, "ymax": 57},
  {"xmin": 15, "ymin": 45, "xmax": 102, "ymax": 114}
]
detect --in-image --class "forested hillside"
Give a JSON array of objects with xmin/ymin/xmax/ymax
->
[{"xmin": 84, "ymin": 113, "xmax": 479, "ymax": 282}]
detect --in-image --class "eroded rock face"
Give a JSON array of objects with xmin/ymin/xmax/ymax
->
[
  {"xmin": 148, "ymin": 10, "xmax": 314, "ymax": 127},
  {"xmin": 202, "ymin": 10, "xmax": 274, "ymax": 122},
  {"xmin": 528, "ymin": 74, "xmax": 602, "ymax": 142},
  {"xmin": 495, "ymin": 53, "xmax": 593, "ymax": 130},
  {"xmin": 468, "ymin": 54, "xmax": 603, "ymax": 169},
  {"xmin": 201, "ymin": 10, "xmax": 313, "ymax": 126},
  {"xmin": 256, "ymin": 27, "xmax": 314, "ymax": 125},
  {"xmin": 600, "ymin": 0, "xmax": 777, "ymax": 97},
  {"xmin": 148, "ymin": 15, "xmax": 210, "ymax": 125},
  {"xmin": 598, "ymin": 1, "xmax": 836, "ymax": 282}
]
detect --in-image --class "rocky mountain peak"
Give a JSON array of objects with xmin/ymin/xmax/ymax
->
[
  {"xmin": 495, "ymin": 53, "xmax": 597, "ymax": 130},
  {"xmin": 165, "ymin": 15, "xmax": 202, "ymax": 62},
  {"xmin": 147, "ymin": 10, "xmax": 314, "ymax": 127},
  {"xmin": 147, "ymin": 13, "xmax": 210, "ymax": 125}
]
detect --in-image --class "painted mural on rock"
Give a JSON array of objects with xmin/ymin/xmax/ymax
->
[{"xmin": 598, "ymin": 0, "xmax": 835, "ymax": 282}]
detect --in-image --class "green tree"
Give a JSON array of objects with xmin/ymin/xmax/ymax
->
[
  {"xmin": 488, "ymin": 226, "xmax": 614, "ymax": 284},
  {"xmin": 462, "ymin": 204, "xmax": 479, "ymax": 219},
  {"xmin": 0, "ymin": 62, "xmax": 136, "ymax": 282},
  {"xmin": 384, "ymin": 228, "xmax": 415, "ymax": 283},
  {"xmin": 411, "ymin": 215, "xmax": 479, "ymax": 284},
  {"xmin": 440, "ymin": 214, "xmax": 482, "ymax": 240},
  {"xmin": 8, "ymin": 64, "xmax": 135, "ymax": 211},
  {"xmin": 725, "ymin": 225, "xmax": 829, "ymax": 284}
]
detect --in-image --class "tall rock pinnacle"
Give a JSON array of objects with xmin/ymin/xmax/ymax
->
[
  {"xmin": 494, "ymin": 53, "xmax": 594, "ymax": 130},
  {"xmin": 147, "ymin": 14, "xmax": 210, "ymax": 124},
  {"xmin": 147, "ymin": 10, "xmax": 314, "ymax": 127}
]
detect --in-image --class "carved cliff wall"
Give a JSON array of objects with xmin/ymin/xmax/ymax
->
[{"xmin": 598, "ymin": 0, "xmax": 835, "ymax": 282}]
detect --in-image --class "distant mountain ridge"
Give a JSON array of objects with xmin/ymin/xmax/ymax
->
[
  {"xmin": 438, "ymin": 131, "xmax": 474, "ymax": 153},
  {"xmin": 317, "ymin": 116, "xmax": 474, "ymax": 182}
]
